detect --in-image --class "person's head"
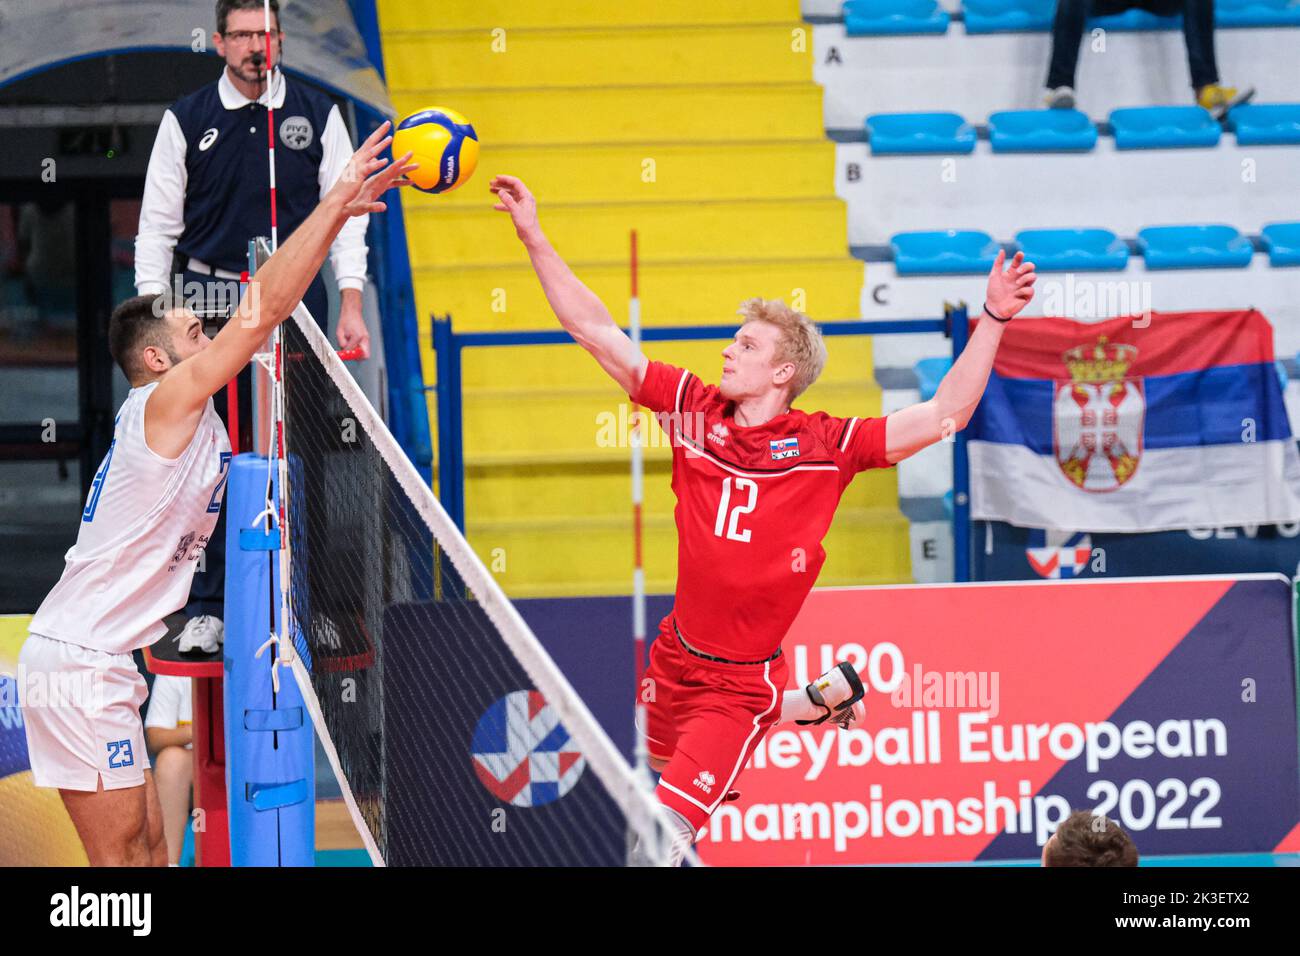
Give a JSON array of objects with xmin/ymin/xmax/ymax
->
[
  {"xmin": 719, "ymin": 299, "xmax": 827, "ymax": 407},
  {"xmin": 213, "ymin": 0, "xmax": 282, "ymax": 82},
  {"xmin": 108, "ymin": 294, "xmax": 211, "ymax": 386},
  {"xmin": 1042, "ymin": 810, "xmax": 1139, "ymax": 867}
]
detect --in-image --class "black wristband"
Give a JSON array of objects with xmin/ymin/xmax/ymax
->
[{"xmin": 984, "ymin": 303, "xmax": 1011, "ymax": 323}]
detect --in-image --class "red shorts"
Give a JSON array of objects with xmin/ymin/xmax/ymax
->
[{"xmin": 641, "ymin": 614, "xmax": 787, "ymax": 833}]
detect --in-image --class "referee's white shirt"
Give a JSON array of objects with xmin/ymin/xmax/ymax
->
[{"xmin": 134, "ymin": 69, "xmax": 368, "ymax": 295}]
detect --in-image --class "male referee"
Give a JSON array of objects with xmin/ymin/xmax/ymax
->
[
  {"xmin": 135, "ymin": 0, "xmax": 371, "ymax": 652},
  {"xmin": 19, "ymin": 125, "xmax": 411, "ymax": 866}
]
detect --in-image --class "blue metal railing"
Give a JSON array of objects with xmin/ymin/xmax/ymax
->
[{"xmin": 430, "ymin": 307, "xmax": 974, "ymax": 580}]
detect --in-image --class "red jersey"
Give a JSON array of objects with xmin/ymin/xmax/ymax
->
[{"xmin": 632, "ymin": 360, "xmax": 893, "ymax": 661}]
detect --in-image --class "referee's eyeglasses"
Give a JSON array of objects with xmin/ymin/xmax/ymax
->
[{"xmin": 223, "ymin": 30, "xmax": 280, "ymax": 45}]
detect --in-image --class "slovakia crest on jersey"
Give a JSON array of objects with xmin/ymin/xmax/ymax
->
[
  {"xmin": 470, "ymin": 690, "xmax": 585, "ymax": 807},
  {"xmin": 770, "ymin": 436, "xmax": 800, "ymax": 460},
  {"xmin": 1053, "ymin": 337, "xmax": 1144, "ymax": 493}
]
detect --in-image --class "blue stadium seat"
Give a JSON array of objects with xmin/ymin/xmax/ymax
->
[
  {"xmin": 844, "ymin": 0, "xmax": 951, "ymax": 34},
  {"xmin": 1110, "ymin": 106, "xmax": 1221, "ymax": 149},
  {"xmin": 1227, "ymin": 104, "xmax": 1300, "ymax": 145},
  {"xmin": 987, "ymin": 110, "xmax": 1098, "ymax": 152},
  {"xmin": 891, "ymin": 230, "xmax": 1002, "ymax": 274},
  {"xmin": 914, "ymin": 357, "xmax": 952, "ymax": 402},
  {"xmin": 1015, "ymin": 229, "xmax": 1129, "ymax": 271},
  {"xmin": 1216, "ymin": 0, "xmax": 1300, "ymax": 27},
  {"xmin": 962, "ymin": 0, "xmax": 1055, "ymax": 32},
  {"xmin": 866, "ymin": 112, "xmax": 977, "ymax": 154},
  {"xmin": 1261, "ymin": 223, "xmax": 1300, "ymax": 266},
  {"xmin": 1136, "ymin": 225, "xmax": 1255, "ymax": 269},
  {"xmin": 1087, "ymin": 8, "xmax": 1181, "ymax": 29}
]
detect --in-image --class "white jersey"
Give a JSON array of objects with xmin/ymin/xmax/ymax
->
[{"xmin": 29, "ymin": 382, "xmax": 232, "ymax": 656}]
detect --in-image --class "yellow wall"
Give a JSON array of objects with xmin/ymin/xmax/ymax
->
[{"xmin": 377, "ymin": 1, "xmax": 910, "ymax": 596}]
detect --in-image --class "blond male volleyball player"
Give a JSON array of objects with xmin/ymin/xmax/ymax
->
[
  {"xmin": 18, "ymin": 124, "xmax": 414, "ymax": 866},
  {"xmin": 492, "ymin": 173, "xmax": 1037, "ymax": 864}
]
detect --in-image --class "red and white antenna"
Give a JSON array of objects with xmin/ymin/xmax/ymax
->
[
  {"xmin": 629, "ymin": 229, "xmax": 649, "ymax": 787},
  {"xmin": 261, "ymin": 0, "xmax": 279, "ymax": 254},
  {"xmin": 257, "ymin": 0, "xmax": 293, "ymax": 688}
]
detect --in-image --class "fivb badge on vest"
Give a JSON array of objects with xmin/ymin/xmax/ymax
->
[{"xmin": 279, "ymin": 115, "xmax": 313, "ymax": 150}]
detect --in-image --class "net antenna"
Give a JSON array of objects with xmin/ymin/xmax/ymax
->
[
  {"xmin": 259, "ymin": 0, "xmax": 280, "ymax": 253},
  {"xmin": 628, "ymin": 230, "xmax": 656, "ymax": 850},
  {"xmin": 246, "ymin": 0, "xmax": 289, "ymax": 693},
  {"xmin": 247, "ymin": 236, "xmax": 294, "ymax": 698}
]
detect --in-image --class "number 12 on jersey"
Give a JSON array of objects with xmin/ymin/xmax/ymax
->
[{"xmin": 713, "ymin": 476, "xmax": 757, "ymax": 542}]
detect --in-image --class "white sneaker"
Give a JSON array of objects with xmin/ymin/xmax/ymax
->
[
  {"xmin": 796, "ymin": 662, "xmax": 866, "ymax": 730},
  {"xmin": 176, "ymin": 615, "xmax": 224, "ymax": 654},
  {"xmin": 1045, "ymin": 86, "xmax": 1076, "ymax": 110}
]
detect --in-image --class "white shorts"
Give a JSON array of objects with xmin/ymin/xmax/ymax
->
[{"xmin": 18, "ymin": 633, "xmax": 151, "ymax": 791}]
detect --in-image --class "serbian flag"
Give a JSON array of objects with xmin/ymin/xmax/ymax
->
[{"xmin": 966, "ymin": 310, "xmax": 1300, "ymax": 532}]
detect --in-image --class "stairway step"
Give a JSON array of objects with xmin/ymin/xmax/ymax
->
[
  {"xmin": 455, "ymin": 381, "xmax": 884, "ymax": 458},
  {"xmin": 378, "ymin": 0, "xmax": 801, "ymax": 31},
  {"xmin": 468, "ymin": 506, "xmax": 913, "ymax": 598},
  {"xmin": 464, "ymin": 459, "xmax": 899, "ymax": 519},
  {"xmin": 402, "ymin": 140, "xmax": 835, "ymax": 206},
  {"xmin": 382, "ymin": 24, "xmax": 816, "ymax": 91},
  {"xmin": 406, "ymin": 198, "xmax": 849, "ymax": 268},
  {"xmin": 390, "ymin": 83, "xmax": 825, "ymax": 146},
  {"xmin": 413, "ymin": 257, "xmax": 864, "ymax": 333}
]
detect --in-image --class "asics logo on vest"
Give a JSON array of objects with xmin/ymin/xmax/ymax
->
[{"xmin": 198, "ymin": 128, "xmax": 219, "ymax": 151}]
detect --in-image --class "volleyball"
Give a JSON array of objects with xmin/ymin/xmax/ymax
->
[{"xmin": 392, "ymin": 107, "xmax": 479, "ymax": 194}]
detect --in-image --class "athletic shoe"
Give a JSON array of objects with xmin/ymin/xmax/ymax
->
[
  {"xmin": 176, "ymin": 614, "xmax": 223, "ymax": 655},
  {"xmin": 1044, "ymin": 86, "xmax": 1076, "ymax": 110},
  {"xmin": 1197, "ymin": 83, "xmax": 1254, "ymax": 119}
]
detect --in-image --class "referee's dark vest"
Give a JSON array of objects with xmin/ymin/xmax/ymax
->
[{"xmin": 170, "ymin": 76, "xmax": 334, "ymax": 273}]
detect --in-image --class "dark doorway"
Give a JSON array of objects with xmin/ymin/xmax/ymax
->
[{"xmin": 0, "ymin": 182, "xmax": 140, "ymax": 612}]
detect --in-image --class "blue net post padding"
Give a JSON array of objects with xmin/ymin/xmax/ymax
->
[{"xmin": 223, "ymin": 453, "xmax": 315, "ymax": 866}]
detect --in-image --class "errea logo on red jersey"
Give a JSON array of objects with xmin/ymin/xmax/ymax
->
[
  {"xmin": 708, "ymin": 423, "xmax": 728, "ymax": 447},
  {"xmin": 693, "ymin": 770, "xmax": 716, "ymax": 794}
]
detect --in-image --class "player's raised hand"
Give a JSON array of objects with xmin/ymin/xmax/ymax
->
[
  {"xmin": 329, "ymin": 121, "xmax": 419, "ymax": 217},
  {"xmin": 490, "ymin": 174, "xmax": 540, "ymax": 240},
  {"xmin": 985, "ymin": 249, "xmax": 1037, "ymax": 321},
  {"xmin": 341, "ymin": 149, "xmax": 417, "ymax": 218}
]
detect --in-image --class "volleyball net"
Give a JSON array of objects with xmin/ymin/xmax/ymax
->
[{"xmin": 269, "ymin": 301, "xmax": 676, "ymax": 866}]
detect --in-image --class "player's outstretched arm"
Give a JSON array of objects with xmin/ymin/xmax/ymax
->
[
  {"xmin": 147, "ymin": 123, "xmax": 415, "ymax": 456},
  {"xmin": 491, "ymin": 174, "xmax": 648, "ymax": 396},
  {"xmin": 883, "ymin": 249, "xmax": 1036, "ymax": 464}
]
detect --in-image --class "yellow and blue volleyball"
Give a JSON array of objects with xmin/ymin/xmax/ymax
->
[{"xmin": 393, "ymin": 107, "xmax": 479, "ymax": 194}]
